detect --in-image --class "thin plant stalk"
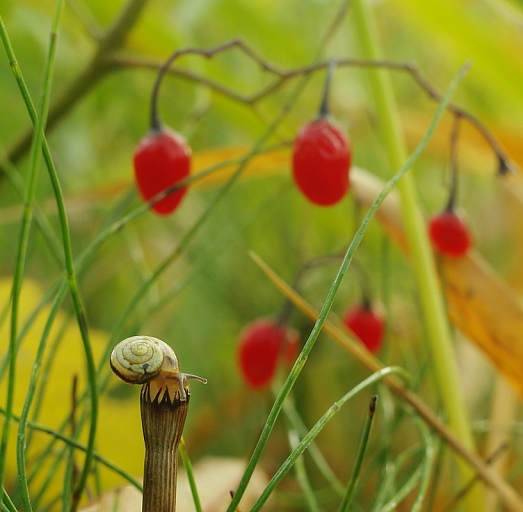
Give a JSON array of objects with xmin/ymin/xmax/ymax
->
[
  {"xmin": 350, "ymin": 1, "xmax": 483, "ymax": 509},
  {"xmin": 227, "ymin": 61, "xmax": 468, "ymax": 512},
  {"xmin": 0, "ymin": 14, "xmax": 99, "ymax": 506},
  {"xmin": 0, "ymin": 5, "xmax": 63, "ymax": 495},
  {"xmin": 286, "ymin": 429, "xmax": 320, "ymax": 512},
  {"xmin": 178, "ymin": 438, "xmax": 203, "ymax": 512},
  {"xmin": 338, "ymin": 395, "xmax": 378, "ymax": 512},
  {"xmin": 0, "ymin": 491, "xmax": 16, "ymax": 512},
  {"xmin": 381, "ymin": 466, "xmax": 424, "ymax": 512},
  {"xmin": 252, "ymin": 252, "xmax": 523, "ymax": 512},
  {"xmin": 280, "ymin": 391, "xmax": 345, "ymax": 496},
  {"xmin": 411, "ymin": 418, "xmax": 438, "ymax": 512},
  {"xmin": 249, "ymin": 368, "xmax": 409, "ymax": 512},
  {"xmin": 10, "ymin": 2, "xmax": 66, "ymax": 508}
]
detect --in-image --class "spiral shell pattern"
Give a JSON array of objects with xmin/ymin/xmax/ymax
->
[{"xmin": 110, "ymin": 335, "xmax": 178, "ymax": 384}]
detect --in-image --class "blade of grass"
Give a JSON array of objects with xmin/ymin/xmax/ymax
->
[
  {"xmin": 0, "ymin": 7, "xmax": 63, "ymax": 496},
  {"xmin": 8, "ymin": 1, "xmax": 65, "ymax": 509},
  {"xmin": 286, "ymin": 429, "xmax": 320, "ymax": 512},
  {"xmin": 0, "ymin": 406, "xmax": 142, "ymax": 492},
  {"xmin": 178, "ymin": 438, "xmax": 203, "ymax": 512},
  {"xmin": 0, "ymin": 11, "xmax": 99, "ymax": 507},
  {"xmin": 350, "ymin": 1, "xmax": 483, "ymax": 508},
  {"xmin": 280, "ymin": 391, "xmax": 346, "ymax": 496},
  {"xmin": 250, "ymin": 254, "xmax": 523, "ymax": 512},
  {"xmin": 227, "ymin": 61, "xmax": 468, "ymax": 512},
  {"xmin": 249, "ymin": 367, "xmax": 409, "ymax": 512},
  {"xmin": 338, "ymin": 395, "xmax": 378, "ymax": 512},
  {"xmin": 0, "ymin": 491, "xmax": 16, "ymax": 512},
  {"xmin": 410, "ymin": 418, "xmax": 437, "ymax": 512}
]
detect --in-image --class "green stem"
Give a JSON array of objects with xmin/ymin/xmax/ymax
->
[
  {"xmin": 179, "ymin": 438, "xmax": 203, "ymax": 512},
  {"xmin": 250, "ymin": 368, "xmax": 408, "ymax": 512},
  {"xmin": 0, "ymin": 491, "xmax": 16, "ymax": 512},
  {"xmin": 286, "ymin": 429, "xmax": 320, "ymax": 512},
  {"xmin": 338, "ymin": 395, "xmax": 377, "ymax": 512},
  {"xmin": 280, "ymin": 391, "xmax": 345, "ymax": 496},
  {"xmin": 350, "ymin": 1, "xmax": 483, "ymax": 509},
  {"xmin": 0, "ymin": 15, "xmax": 99, "ymax": 509},
  {"xmin": 0, "ymin": 11, "xmax": 57, "ymax": 494},
  {"xmin": 12, "ymin": 2, "xmax": 65, "ymax": 509},
  {"xmin": 233, "ymin": 60, "xmax": 466, "ymax": 512}
]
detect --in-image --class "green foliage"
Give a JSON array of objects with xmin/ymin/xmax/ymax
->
[{"xmin": 1, "ymin": 0, "xmax": 523, "ymax": 511}]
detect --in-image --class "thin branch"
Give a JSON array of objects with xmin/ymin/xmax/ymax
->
[
  {"xmin": 110, "ymin": 49, "xmax": 515, "ymax": 173},
  {"xmin": 3, "ymin": 32, "xmax": 515, "ymax": 178}
]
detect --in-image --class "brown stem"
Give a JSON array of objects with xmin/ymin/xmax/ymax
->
[
  {"xmin": 140, "ymin": 382, "xmax": 189, "ymax": 512},
  {"xmin": 112, "ymin": 51, "xmax": 515, "ymax": 174}
]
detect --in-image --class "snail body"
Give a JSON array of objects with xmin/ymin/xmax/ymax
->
[{"xmin": 110, "ymin": 335, "xmax": 206, "ymax": 401}]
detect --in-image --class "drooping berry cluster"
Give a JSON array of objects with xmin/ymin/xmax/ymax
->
[{"xmin": 237, "ymin": 318, "xmax": 299, "ymax": 390}]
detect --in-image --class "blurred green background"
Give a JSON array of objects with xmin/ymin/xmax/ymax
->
[{"xmin": 1, "ymin": 0, "xmax": 523, "ymax": 509}]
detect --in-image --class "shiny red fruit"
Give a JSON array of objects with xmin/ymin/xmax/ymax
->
[
  {"xmin": 428, "ymin": 210, "xmax": 472, "ymax": 257},
  {"xmin": 292, "ymin": 117, "xmax": 351, "ymax": 206},
  {"xmin": 343, "ymin": 305, "xmax": 384, "ymax": 354},
  {"xmin": 237, "ymin": 319, "xmax": 286, "ymax": 390},
  {"xmin": 133, "ymin": 128, "xmax": 191, "ymax": 215}
]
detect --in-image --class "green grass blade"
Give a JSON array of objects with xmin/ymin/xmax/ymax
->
[
  {"xmin": 338, "ymin": 395, "xmax": 378, "ymax": 512},
  {"xmin": 178, "ymin": 438, "xmax": 203, "ymax": 512},
  {"xmin": 250, "ymin": 368, "xmax": 408, "ymax": 512},
  {"xmin": 350, "ymin": 1, "xmax": 483, "ymax": 508},
  {"xmin": 11, "ymin": 1, "xmax": 66, "ymax": 509},
  {"xmin": 229, "ymin": 61, "xmax": 467, "ymax": 512}
]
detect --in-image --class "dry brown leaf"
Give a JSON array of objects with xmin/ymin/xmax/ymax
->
[{"xmin": 351, "ymin": 167, "xmax": 523, "ymax": 401}]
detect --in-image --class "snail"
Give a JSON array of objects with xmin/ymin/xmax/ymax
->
[
  {"xmin": 110, "ymin": 335, "xmax": 206, "ymax": 401},
  {"xmin": 110, "ymin": 335, "xmax": 207, "ymax": 511}
]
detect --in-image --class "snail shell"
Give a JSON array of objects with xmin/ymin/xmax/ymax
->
[
  {"xmin": 110, "ymin": 335, "xmax": 179, "ymax": 385},
  {"xmin": 110, "ymin": 335, "xmax": 207, "ymax": 402}
]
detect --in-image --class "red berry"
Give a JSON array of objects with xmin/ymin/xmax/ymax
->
[
  {"xmin": 428, "ymin": 210, "xmax": 472, "ymax": 257},
  {"xmin": 237, "ymin": 319, "xmax": 287, "ymax": 390},
  {"xmin": 343, "ymin": 305, "xmax": 384, "ymax": 354},
  {"xmin": 133, "ymin": 127, "xmax": 191, "ymax": 215},
  {"xmin": 292, "ymin": 117, "xmax": 351, "ymax": 206}
]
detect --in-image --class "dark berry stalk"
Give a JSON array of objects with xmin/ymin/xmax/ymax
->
[
  {"xmin": 444, "ymin": 114, "xmax": 462, "ymax": 213},
  {"xmin": 317, "ymin": 59, "xmax": 337, "ymax": 119}
]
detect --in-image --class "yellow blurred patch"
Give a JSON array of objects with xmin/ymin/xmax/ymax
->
[{"xmin": 0, "ymin": 279, "xmax": 145, "ymax": 508}]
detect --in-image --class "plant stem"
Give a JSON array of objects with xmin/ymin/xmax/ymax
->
[
  {"xmin": 178, "ymin": 438, "xmax": 203, "ymax": 512},
  {"xmin": 230, "ymin": 61, "xmax": 467, "ymax": 512},
  {"xmin": 350, "ymin": 1, "xmax": 484, "ymax": 508},
  {"xmin": 0, "ymin": 13, "xmax": 99, "ymax": 508},
  {"xmin": 140, "ymin": 383, "xmax": 189, "ymax": 512},
  {"xmin": 338, "ymin": 395, "xmax": 377, "ymax": 512},
  {"xmin": 9, "ymin": 2, "xmax": 65, "ymax": 509},
  {"xmin": 250, "ymin": 368, "xmax": 407, "ymax": 512}
]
